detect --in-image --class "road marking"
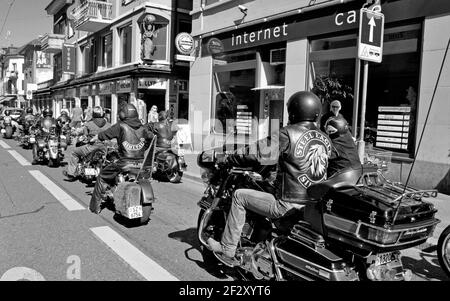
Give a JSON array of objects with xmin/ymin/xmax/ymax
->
[
  {"xmin": 90, "ymin": 226, "xmax": 179, "ymax": 281},
  {"xmin": 28, "ymin": 170, "xmax": 85, "ymax": 211},
  {"xmin": 8, "ymin": 150, "xmax": 31, "ymax": 166},
  {"xmin": 0, "ymin": 140, "xmax": 10, "ymax": 149}
]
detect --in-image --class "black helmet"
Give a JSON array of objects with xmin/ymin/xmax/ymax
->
[
  {"xmin": 325, "ymin": 116, "xmax": 349, "ymax": 138},
  {"xmin": 92, "ymin": 106, "xmax": 104, "ymax": 118},
  {"xmin": 287, "ymin": 91, "xmax": 321, "ymax": 124},
  {"xmin": 4, "ymin": 110, "xmax": 10, "ymax": 116},
  {"xmin": 43, "ymin": 108, "xmax": 53, "ymax": 118},
  {"xmin": 118, "ymin": 103, "xmax": 138, "ymax": 121},
  {"xmin": 26, "ymin": 107, "xmax": 33, "ymax": 114}
]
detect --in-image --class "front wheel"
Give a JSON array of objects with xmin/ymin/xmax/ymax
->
[
  {"xmin": 437, "ymin": 225, "xmax": 450, "ymax": 278},
  {"xmin": 4, "ymin": 126, "xmax": 13, "ymax": 139},
  {"xmin": 168, "ymin": 170, "xmax": 183, "ymax": 183},
  {"xmin": 48, "ymin": 157, "xmax": 60, "ymax": 168}
]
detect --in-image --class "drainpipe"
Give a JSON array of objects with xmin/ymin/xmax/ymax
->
[{"xmin": 197, "ymin": 0, "xmax": 358, "ymax": 38}]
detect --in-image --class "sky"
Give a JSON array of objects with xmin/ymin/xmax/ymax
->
[{"xmin": 0, "ymin": 0, "xmax": 52, "ymax": 48}]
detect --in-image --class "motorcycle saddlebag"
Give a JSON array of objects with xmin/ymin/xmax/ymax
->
[{"xmin": 113, "ymin": 182, "xmax": 142, "ymax": 219}]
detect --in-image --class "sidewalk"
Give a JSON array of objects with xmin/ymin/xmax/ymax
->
[{"xmin": 181, "ymin": 152, "xmax": 450, "ymax": 243}]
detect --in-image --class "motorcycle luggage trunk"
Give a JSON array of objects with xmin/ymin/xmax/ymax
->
[
  {"xmin": 113, "ymin": 182, "xmax": 143, "ymax": 219},
  {"xmin": 321, "ymin": 180, "xmax": 439, "ymax": 252}
]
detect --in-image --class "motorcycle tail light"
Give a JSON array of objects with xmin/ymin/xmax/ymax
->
[{"xmin": 359, "ymin": 225, "xmax": 401, "ymax": 245}]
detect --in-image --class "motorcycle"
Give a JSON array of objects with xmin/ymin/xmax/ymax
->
[
  {"xmin": 59, "ymin": 125, "xmax": 72, "ymax": 150},
  {"xmin": 76, "ymin": 143, "xmax": 118, "ymax": 186},
  {"xmin": 153, "ymin": 147, "xmax": 187, "ymax": 183},
  {"xmin": 0, "ymin": 115, "xmax": 15, "ymax": 139},
  {"xmin": 102, "ymin": 137, "xmax": 157, "ymax": 225},
  {"xmin": 196, "ymin": 150, "xmax": 440, "ymax": 281},
  {"xmin": 32, "ymin": 125, "xmax": 65, "ymax": 167},
  {"xmin": 437, "ymin": 225, "xmax": 450, "ymax": 277}
]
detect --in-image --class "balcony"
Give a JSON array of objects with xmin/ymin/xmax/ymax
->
[
  {"xmin": 73, "ymin": 0, "xmax": 113, "ymax": 32},
  {"xmin": 40, "ymin": 33, "xmax": 65, "ymax": 53}
]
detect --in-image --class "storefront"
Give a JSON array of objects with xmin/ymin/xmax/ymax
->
[
  {"xmin": 116, "ymin": 78, "xmax": 132, "ymax": 109},
  {"xmin": 190, "ymin": 0, "xmax": 450, "ymax": 189},
  {"xmin": 98, "ymin": 81, "xmax": 114, "ymax": 123},
  {"xmin": 65, "ymin": 87, "xmax": 77, "ymax": 116},
  {"xmin": 79, "ymin": 85, "xmax": 90, "ymax": 111},
  {"xmin": 137, "ymin": 77, "xmax": 167, "ymax": 114}
]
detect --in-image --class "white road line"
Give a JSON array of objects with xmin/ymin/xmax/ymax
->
[
  {"xmin": 90, "ymin": 226, "xmax": 179, "ymax": 281},
  {"xmin": 0, "ymin": 140, "xmax": 10, "ymax": 149},
  {"xmin": 8, "ymin": 150, "xmax": 31, "ymax": 166},
  {"xmin": 28, "ymin": 170, "xmax": 85, "ymax": 211}
]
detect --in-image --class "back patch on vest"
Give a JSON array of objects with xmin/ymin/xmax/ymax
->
[
  {"xmin": 294, "ymin": 130, "xmax": 331, "ymax": 188},
  {"xmin": 123, "ymin": 138, "xmax": 146, "ymax": 151}
]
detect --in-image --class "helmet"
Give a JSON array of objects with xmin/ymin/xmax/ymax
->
[
  {"xmin": 325, "ymin": 116, "xmax": 349, "ymax": 138},
  {"xmin": 26, "ymin": 107, "xmax": 33, "ymax": 114},
  {"xmin": 92, "ymin": 106, "xmax": 104, "ymax": 118},
  {"xmin": 158, "ymin": 110, "xmax": 168, "ymax": 121},
  {"xmin": 118, "ymin": 103, "xmax": 138, "ymax": 121},
  {"xmin": 4, "ymin": 110, "xmax": 10, "ymax": 116},
  {"xmin": 43, "ymin": 108, "xmax": 53, "ymax": 118},
  {"xmin": 287, "ymin": 91, "xmax": 321, "ymax": 124}
]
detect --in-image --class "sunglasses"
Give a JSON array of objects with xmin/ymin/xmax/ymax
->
[{"xmin": 331, "ymin": 106, "xmax": 340, "ymax": 109}]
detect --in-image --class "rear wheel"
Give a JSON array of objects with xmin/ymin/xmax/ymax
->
[
  {"xmin": 139, "ymin": 204, "xmax": 153, "ymax": 225},
  {"xmin": 4, "ymin": 126, "xmax": 13, "ymax": 139},
  {"xmin": 48, "ymin": 157, "xmax": 60, "ymax": 168},
  {"xmin": 437, "ymin": 225, "xmax": 450, "ymax": 278},
  {"xmin": 168, "ymin": 170, "xmax": 183, "ymax": 183}
]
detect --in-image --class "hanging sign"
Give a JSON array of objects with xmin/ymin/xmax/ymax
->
[{"xmin": 358, "ymin": 8, "xmax": 384, "ymax": 63}]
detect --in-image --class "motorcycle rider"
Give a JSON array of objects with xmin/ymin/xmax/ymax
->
[
  {"xmin": 151, "ymin": 110, "xmax": 177, "ymax": 152},
  {"xmin": 324, "ymin": 116, "xmax": 362, "ymax": 178},
  {"xmin": 63, "ymin": 106, "xmax": 111, "ymax": 180},
  {"xmin": 32, "ymin": 108, "xmax": 59, "ymax": 165},
  {"xmin": 21, "ymin": 107, "xmax": 36, "ymax": 136},
  {"xmin": 88, "ymin": 103, "xmax": 155, "ymax": 214},
  {"xmin": 207, "ymin": 91, "xmax": 333, "ymax": 266},
  {"xmin": 57, "ymin": 110, "xmax": 71, "ymax": 131}
]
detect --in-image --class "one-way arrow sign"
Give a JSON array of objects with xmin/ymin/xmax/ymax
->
[{"xmin": 358, "ymin": 8, "xmax": 384, "ymax": 63}]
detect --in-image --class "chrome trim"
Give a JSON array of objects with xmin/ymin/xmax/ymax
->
[
  {"xmin": 197, "ymin": 208, "xmax": 214, "ymax": 247},
  {"xmin": 268, "ymin": 239, "xmax": 284, "ymax": 281}
]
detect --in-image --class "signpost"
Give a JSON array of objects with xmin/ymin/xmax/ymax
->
[{"xmin": 357, "ymin": 5, "xmax": 384, "ymax": 163}]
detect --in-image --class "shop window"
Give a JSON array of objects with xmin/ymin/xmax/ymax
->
[
  {"xmin": 212, "ymin": 51, "xmax": 257, "ymax": 135},
  {"xmin": 102, "ymin": 33, "xmax": 113, "ymax": 68},
  {"xmin": 100, "ymin": 95, "xmax": 112, "ymax": 123},
  {"xmin": 309, "ymin": 23, "xmax": 422, "ymax": 157},
  {"xmin": 54, "ymin": 53, "xmax": 62, "ymax": 82},
  {"xmin": 120, "ymin": 25, "xmax": 132, "ymax": 64}
]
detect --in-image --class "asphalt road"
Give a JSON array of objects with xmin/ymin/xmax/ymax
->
[{"xmin": 0, "ymin": 136, "xmax": 448, "ymax": 281}]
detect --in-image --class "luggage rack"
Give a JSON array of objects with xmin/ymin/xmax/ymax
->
[{"xmin": 356, "ymin": 170, "xmax": 438, "ymax": 224}]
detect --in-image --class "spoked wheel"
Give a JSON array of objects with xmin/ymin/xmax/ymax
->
[{"xmin": 437, "ymin": 225, "xmax": 450, "ymax": 278}]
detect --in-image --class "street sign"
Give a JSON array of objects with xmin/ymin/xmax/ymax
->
[{"xmin": 358, "ymin": 8, "xmax": 384, "ymax": 63}]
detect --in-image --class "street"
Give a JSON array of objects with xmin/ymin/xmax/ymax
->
[{"xmin": 0, "ymin": 136, "xmax": 448, "ymax": 281}]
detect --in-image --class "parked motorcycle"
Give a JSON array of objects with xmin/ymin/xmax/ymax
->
[
  {"xmin": 196, "ymin": 150, "xmax": 440, "ymax": 281},
  {"xmin": 32, "ymin": 125, "xmax": 65, "ymax": 167},
  {"xmin": 153, "ymin": 147, "xmax": 187, "ymax": 183},
  {"xmin": 0, "ymin": 115, "xmax": 15, "ymax": 139},
  {"xmin": 437, "ymin": 225, "xmax": 450, "ymax": 277},
  {"xmin": 102, "ymin": 138, "xmax": 157, "ymax": 225}
]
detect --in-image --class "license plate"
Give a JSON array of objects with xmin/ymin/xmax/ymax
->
[
  {"xmin": 375, "ymin": 252, "xmax": 396, "ymax": 266},
  {"xmin": 127, "ymin": 205, "xmax": 143, "ymax": 219},
  {"xmin": 84, "ymin": 168, "xmax": 97, "ymax": 176},
  {"xmin": 29, "ymin": 137, "xmax": 35, "ymax": 143}
]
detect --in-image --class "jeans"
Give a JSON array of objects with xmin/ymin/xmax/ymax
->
[
  {"xmin": 221, "ymin": 189, "xmax": 301, "ymax": 255},
  {"xmin": 66, "ymin": 143, "xmax": 105, "ymax": 176}
]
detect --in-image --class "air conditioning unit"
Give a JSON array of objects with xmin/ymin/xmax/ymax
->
[{"xmin": 270, "ymin": 48, "xmax": 286, "ymax": 65}]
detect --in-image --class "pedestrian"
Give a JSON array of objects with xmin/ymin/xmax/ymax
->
[
  {"xmin": 70, "ymin": 104, "xmax": 84, "ymax": 128},
  {"xmin": 84, "ymin": 106, "xmax": 93, "ymax": 122},
  {"xmin": 320, "ymin": 100, "xmax": 344, "ymax": 132},
  {"xmin": 136, "ymin": 93, "xmax": 147, "ymax": 124},
  {"xmin": 148, "ymin": 105, "xmax": 158, "ymax": 123}
]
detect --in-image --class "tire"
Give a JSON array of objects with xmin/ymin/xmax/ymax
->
[
  {"xmin": 4, "ymin": 126, "xmax": 13, "ymax": 139},
  {"xmin": 168, "ymin": 170, "xmax": 183, "ymax": 183},
  {"xmin": 48, "ymin": 157, "xmax": 60, "ymax": 168},
  {"xmin": 437, "ymin": 225, "xmax": 450, "ymax": 278},
  {"xmin": 139, "ymin": 204, "xmax": 153, "ymax": 225}
]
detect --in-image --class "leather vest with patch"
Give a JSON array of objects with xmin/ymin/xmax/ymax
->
[
  {"xmin": 277, "ymin": 122, "xmax": 332, "ymax": 204},
  {"xmin": 154, "ymin": 121, "xmax": 174, "ymax": 149},
  {"xmin": 118, "ymin": 123, "xmax": 151, "ymax": 160}
]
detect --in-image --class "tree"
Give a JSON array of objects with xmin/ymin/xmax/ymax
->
[{"xmin": 312, "ymin": 73, "xmax": 354, "ymax": 105}]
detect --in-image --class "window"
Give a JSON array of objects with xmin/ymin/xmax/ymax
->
[
  {"xmin": 102, "ymin": 33, "xmax": 113, "ymax": 68},
  {"xmin": 54, "ymin": 53, "xmax": 62, "ymax": 81},
  {"xmin": 82, "ymin": 39, "xmax": 98, "ymax": 74},
  {"xmin": 309, "ymin": 23, "xmax": 422, "ymax": 156},
  {"xmin": 212, "ymin": 51, "xmax": 257, "ymax": 135},
  {"xmin": 120, "ymin": 25, "xmax": 132, "ymax": 64}
]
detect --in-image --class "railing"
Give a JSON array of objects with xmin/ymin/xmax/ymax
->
[{"xmin": 73, "ymin": 0, "xmax": 113, "ymax": 29}]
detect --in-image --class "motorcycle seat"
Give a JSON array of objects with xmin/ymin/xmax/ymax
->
[{"xmin": 307, "ymin": 168, "xmax": 363, "ymax": 200}]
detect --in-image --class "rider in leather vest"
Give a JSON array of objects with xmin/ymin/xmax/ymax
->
[
  {"xmin": 151, "ymin": 110, "xmax": 176, "ymax": 150},
  {"xmin": 22, "ymin": 107, "xmax": 36, "ymax": 135},
  {"xmin": 88, "ymin": 103, "xmax": 154, "ymax": 214},
  {"xmin": 207, "ymin": 91, "xmax": 332, "ymax": 266}
]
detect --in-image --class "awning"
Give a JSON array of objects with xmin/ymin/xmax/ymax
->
[
  {"xmin": 0, "ymin": 96, "xmax": 17, "ymax": 104},
  {"xmin": 251, "ymin": 85, "xmax": 285, "ymax": 91}
]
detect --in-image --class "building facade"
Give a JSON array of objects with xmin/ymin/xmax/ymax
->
[
  {"xmin": 35, "ymin": 0, "xmax": 193, "ymax": 125},
  {"xmin": 0, "ymin": 47, "xmax": 25, "ymax": 108},
  {"xmin": 189, "ymin": 0, "xmax": 450, "ymax": 191}
]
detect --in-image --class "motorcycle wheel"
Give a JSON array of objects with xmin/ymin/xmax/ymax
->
[
  {"xmin": 4, "ymin": 126, "xmax": 13, "ymax": 139},
  {"xmin": 168, "ymin": 170, "xmax": 183, "ymax": 183},
  {"xmin": 437, "ymin": 225, "xmax": 450, "ymax": 278},
  {"xmin": 139, "ymin": 204, "xmax": 153, "ymax": 225},
  {"xmin": 48, "ymin": 157, "xmax": 60, "ymax": 168}
]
